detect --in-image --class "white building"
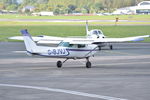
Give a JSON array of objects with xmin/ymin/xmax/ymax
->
[
  {"xmin": 32, "ymin": 12, "xmax": 54, "ymax": 16},
  {"xmin": 39, "ymin": 12, "xmax": 54, "ymax": 16},
  {"xmin": 113, "ymin": 1, "xmax": 150, "ymax": 15},
  {"xmin": 22, "ymin": 6, "xmax": 35, "ymax": 12},
  {"xmin": 135, "ymin": 1, "xmax": 150, "ymax": 14}
]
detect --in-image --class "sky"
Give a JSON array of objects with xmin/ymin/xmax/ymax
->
[{"xmin": 17, "ymin": 0, "xmax": 22, "ymax": 3}]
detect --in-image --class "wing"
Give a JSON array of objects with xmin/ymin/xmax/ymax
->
[
  {"xmin": 37, "ymin": 36, "xmax": 64, "ymax": 44},
  {"xmin": 9, "ymin": 35, "xmax": 64, "ymax": 44},
  {"xmin": 9, "ymin": 35, "xmax": 150, "ymax": 45},
  {"xmin": 67, "ymin": 35, "xmax": 150, "ymax": 45},
  {"xmin": 9, "ymin": 36, "xmax": 46, "ymax": 42},
  {"xmin": 37, "ymin": 37, "xmax": 88, "ymax": 44},
  {"xmin": 93, "ymin": 35, "xmax": 150, "ymax": 43}
]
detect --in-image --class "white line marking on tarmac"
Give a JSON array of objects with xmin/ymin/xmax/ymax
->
[{"xmin": 0, "ymin": 84, "xmax": 128, "ymax": 100}]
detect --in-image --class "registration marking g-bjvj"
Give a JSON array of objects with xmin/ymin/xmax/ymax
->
[{"xmin": 48, "ymin": 48, "xmax": 69, "ymax": 56}]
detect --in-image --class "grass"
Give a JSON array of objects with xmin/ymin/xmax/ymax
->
[
  {"xmin": 0, "ymin": 14, "xmax": 150, "ymax": 21},
  {"xmin": 0, "ymin": 25, "xmax": 150, "ymax": 42},
  {"xmin": 0, "ymin": 14, "xmax": 150, "ymax": 42},
  {"xmin": 0, "ymin": 20, "xmax": 150, "ymax": 26},
  {"xmin": 0, "ymin": 14, "xmax": 150, "ymax": 26}
]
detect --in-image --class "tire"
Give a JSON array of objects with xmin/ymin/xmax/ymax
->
[
  {"xmin": 57, "ymin": 61, "xmax": 62, "ymax": 68},
  {"xmin": 110, "ymin": 45, "xmax": 113, "ymax": 50},
  {"xmin": 98, "ymin": 46, "xmax": 101, "ymax": 50},
  {"xmin": 86, "ymin": 61, "xmax": 91, "ymax": 68}
]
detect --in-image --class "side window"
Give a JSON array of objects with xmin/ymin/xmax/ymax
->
[
  {"xmin": 63, "ymin": 42, "xmax": 70, "ymax": 47},
  {"xmin": 98, "ymin": 31, "xmax": 102, "ymax": 34},
  {"xmin": 78, "ymin": 44, "xmax": 85, "ymax": 48},
  {"xmin": 69, "ymin": 44, "xmax": 74, "ymax": 47},
  {"xmin": 58, "ymin": 42, "xmax": 70, "ymax": 47}
]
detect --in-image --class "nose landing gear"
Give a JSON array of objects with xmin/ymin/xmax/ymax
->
[
  {"xmin": 57, "ymin": 61, "xmax": 62, "ymax": 68},
  {"xmin": 57, "ymin": 59, "xmax": 69, "ymax": 68}
]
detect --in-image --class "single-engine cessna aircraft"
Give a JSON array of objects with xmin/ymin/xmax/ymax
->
[
  {"xmin": 10, "ymin": 21, "xmax": 149, "ymax": 50},
  {"xmin": 21, "ymin": 29, "xmax": 149, "ymax": 68}
]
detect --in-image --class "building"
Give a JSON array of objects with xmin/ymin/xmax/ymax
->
[
  {"xmin": 113, "ymin": 1, "xmax": 150, "ymax": 15},
  {"xmin": 39, "ymin": 12, "xmax": 54, "ymax": 16},
  {"xmin": 22, "ymin": 6, "xmax": 35, "ymax": 12},
  {"xmin": 135, "ymin": 1, "xmax": 150, "ymax": 14},
  {"xmin": 32, "ymin": 12, "xmax": 54, "ymax": 16}
]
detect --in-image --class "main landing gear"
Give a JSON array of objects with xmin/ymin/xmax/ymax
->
[
  {"xmin": 109, "ymin": 45, "xmax": 113, "ymax": 50},
  {"xmin": 56, "ymin": 57, "xmax": 92, "ymax": 68},
  {"xmin": 86, "ymin": 57, "xmax": 91, "ymax": 68}
]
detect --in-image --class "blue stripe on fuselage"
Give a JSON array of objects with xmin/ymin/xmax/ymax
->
[
  {"xmin": 66, "ymin": 49, "xmax": 98, "ymax": 52},
  {"xmin": 26, "ymin": 48, "xmax": 98, "ymax": 58}
]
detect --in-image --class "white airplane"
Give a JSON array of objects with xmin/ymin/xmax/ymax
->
[
  {"xmin": 21, "ymin": 29, "xmax": 149, "ymax": 68},
  {"xmin": 10, "ymin": 21, "xmax": 149, "ymax": 50},
  {"xmin": 21, "ymin": 29, "xmax": 98, "ymax": 68},
  {"xmin": 9, "ymin": 21, "xmax": 103, "ymax": 45}
]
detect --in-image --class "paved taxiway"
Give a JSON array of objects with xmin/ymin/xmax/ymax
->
[
  {"xmin": 1, "ymin": 19, "xmax": 150, "ymax": 23},
  {"xmin": 0, "ymin": 42, "xmax": 150, "ymax": 100}
]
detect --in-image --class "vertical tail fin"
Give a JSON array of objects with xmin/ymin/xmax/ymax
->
[
  {"xmin": 86, "ymin": 20, "xmax": 89, "ymax": 36},
  {"xmin": 21, "ymin": 29, "xmax": 37, "ymax": 53}
]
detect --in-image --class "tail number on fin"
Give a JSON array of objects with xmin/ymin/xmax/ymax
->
[{"xmin": 48, "ymin": 49, "xmax": 69, "ymax": 56}]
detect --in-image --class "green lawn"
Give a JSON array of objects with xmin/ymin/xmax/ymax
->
[
  {"xmin": 0, "ymin": 14, "xmax": 150, "ymax": 21},
  {"xmin": 0, "ymin": 21, "xmax": 150, "ymax": 26},
  {"xmin": 0, "ymin": 25, "xmax": 150, "ymax": 42},
  {"xmin": 0, "ymin": 14, "xmax": 150, "ymax": 26}
]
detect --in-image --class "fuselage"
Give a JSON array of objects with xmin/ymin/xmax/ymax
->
[{"xmin": 28, "ymin": 44, "xmax": 98, "ymax": 59}]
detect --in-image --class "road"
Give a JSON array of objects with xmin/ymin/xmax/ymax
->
[
  {"xmin": 0, "ymin": 19, "xmax": 150, "ymax": 23},
  {"xmin": 0, "ymin": 42, "xmax": 150, "ymax": 100}
]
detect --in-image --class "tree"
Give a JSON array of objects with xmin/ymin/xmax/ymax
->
[
  {"xmin": 68, "ymin": 4, "xmax": 77, "ymax": 13},
  {"xmin": 6, "ymin": 4, "xmax": 18, "ymax": 10},
  {"xmin": 0, "ymin": 2, "xmax": 4, "ymax": 10},
  {"xmin": 53, "ymin": 4, "xmax": 66, "ymax": 15},
  {"xmin": 83, "ymin": 5, "xmax": 90, "ymax": 14},
  {"xmin": 93, "ymin": 2, "xmax": 104, "ymax": 13},
  {"xmin": 53, "ymin": 8, "xmax": 60, "ymax": 15},
  {"xmin": 24, "ymin": 8, "xmax": 30, "ymax": 14},
  {"xmin": 0, "ymin": 0, "xmax": 147, "ymax": 14}
]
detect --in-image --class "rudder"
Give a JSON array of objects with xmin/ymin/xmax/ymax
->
[{"xmin": 21, "ymin": 29, "xmax": 37, "ymax": 53}]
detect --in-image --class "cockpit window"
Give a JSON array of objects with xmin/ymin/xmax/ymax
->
[
  {"xmin": 97, "ymin": 30, "xmax": 102, "ymax": 34},
  {"xmin": 92, "ymin": 30, "xmax": 98, "ymax": 35},
  {"xmin": 58, "ymin": 42, "xmax": 73, "ymax": 47},
  {"xmin": 91, "ymin": 30, "xmax": 103, "ymax": 35},
  {"xmin": 58, "ymin": 42, "xmax": 69, "ymax": 47}
]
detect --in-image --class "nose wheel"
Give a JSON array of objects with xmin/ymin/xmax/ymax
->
[
  {"xmin": 57, "ymin": 61, "xmax": 62, "ymax": 68},
  {"xmin": 56, "ymin": 59, "xmax": 69, "ymax": 68}
]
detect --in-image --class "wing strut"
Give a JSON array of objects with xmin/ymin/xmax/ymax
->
[{"xmin": 84, "ymin": 46, "xmax": 98, "ymax": 57}]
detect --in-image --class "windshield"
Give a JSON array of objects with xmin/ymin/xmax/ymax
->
[
  {"xmin": 91, "ymin": 30, "xmax": 103, "ymax": 35},
  {"xmin": 92, "ymin": 30, "xmax": 97, "ymax": 35},
  {"xmin": 97, "ymin": 30, "xmax": 102, "ymax": 34}
]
